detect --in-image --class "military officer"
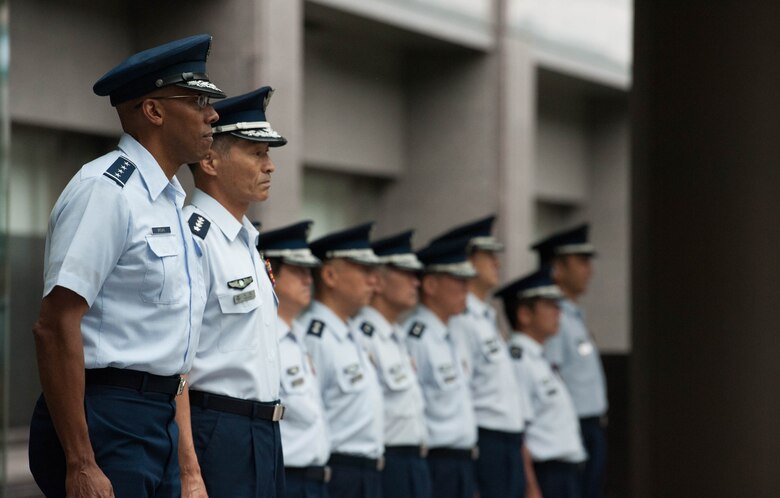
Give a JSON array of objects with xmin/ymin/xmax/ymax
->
[
  {"xmin": 179, "ymin": 86, "xmax": 287, "ymax": 497},
  {"xmin": 354, "ymin": 230, "xmax": 431, "ymax": 498},
  {"xmin": 436, "ymin": 216, "xmax": 529, "ymax": 498},
  {"xmin": 497, "ymin": 269, "xmax": 587, "ymax": 498},
  {"xmin": 29, "ymin": 34, "xmax": 225, "ymax": 498},
  {"xmin": 259, "ymin": 221, "xmax": 331, "ymax": 498},
  {"xmin": 531, "ymin": 224, "xmax": 607, "ymax": 498},
  {"xmin": 404, "ymin": 236, "xmax": 478, "ymax": 498},
  {"xmin": 300, "ymin": 223, "xmax": 385, "ymax": 498}
]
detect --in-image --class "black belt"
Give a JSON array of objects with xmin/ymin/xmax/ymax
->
[
  {"xmin": 478, "ymin": 427, "xmax": 525, "ymax": 445},
  {"xmin": 328, "ymin": 453, "xmax": 384, "ymax": 471},
  {"xmin": 85, "ymin": 368, "xmax": 185, "ymax": 396},
  {"xmin": 427, "ymin": 447, "xmax": 478, "ymax": 461},
  {"xmin": 285, "ymin": 465, "xmax": 332, "ymax": 483},
  {"xmin": 189, "ymin": 390, "xmax": 285, "ymax": 422},
  {"xmin": 385, "ymin": 445, "xmax": 428, "ymax": 458}
]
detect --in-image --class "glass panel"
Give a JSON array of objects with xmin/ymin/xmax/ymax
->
[{"xmin": 0, "ymin": 0, "xmax": 10, "ymax": 495}]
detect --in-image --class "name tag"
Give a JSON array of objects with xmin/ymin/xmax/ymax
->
[
  {"xmin": 152, "ymin": 226, "xmax": 171, "ymax": 234},
  {"xmin": 233, "ymin": 290, "xmax": 256, "ymax": 304}
]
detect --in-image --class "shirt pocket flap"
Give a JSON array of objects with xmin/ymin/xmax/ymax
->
[{"xmin": 146, "ymin": 234, "xmax": 180, "ymax": 257}]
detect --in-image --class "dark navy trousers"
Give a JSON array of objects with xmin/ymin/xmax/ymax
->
[
  {"xmin": 381, "ymin": 448, "xmax": 432, "ymax": 498},
  {"xmin": 475, "ymin": 427, "xmax": 526, "ymax": 498},
  {"xmin": 29, "ymin": 386, "xmax": 180, "ymax": 498},
  {"xmin": 534, "ymin": 460, "xmax": 582, "ymax": 498},
  {"xmin": 427, "ymin": 450, "xmax": 475, "ymax": 498},
  {"xmin": 190, "ymin": 404, "xmax": 285, "ymax": 498},
  {"xmin": 579, "ymin": 417, "xmax": 607, "ymax": 498},
  {"xmin": 284, "ymin": 472, "xmax": 329, "ymax": 498},
  {"xmin": 327, "ymin": 454, "xmax": 382, "ymax": 498}
]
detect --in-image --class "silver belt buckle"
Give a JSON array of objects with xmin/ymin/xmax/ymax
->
[
  {"xmin": 176, "ymin": 376, "xmax": 187, "ymax": 396},
  {"xmin": 376, "ymin": 456, "xmax": 385, "ymax": 471},
  {"xmin": 420, "ymin": 445, "xmax": 428, "ymax": 458},
  {"xmin": 272, "ymin": 404, "xmax": 285, "ymax": 421},
  {"xmin": 323, "ymin": 465, "xmax": 332, "ymax": 483}
]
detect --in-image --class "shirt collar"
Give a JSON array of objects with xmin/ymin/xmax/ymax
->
[
  {"xmin": 512, "ymin": 332, "xmax": 544, "ymax": 357},
  {"xmin": 277, "ymin": 316, "xmax": 296, "ymax": 342},
  {"xmin": 358, "ymin": 306, "xmax": 394, "ymax": 340},
  {"xmin": 415, "ymin": 305, "xmax": 449, "ymax": 340},
  {"xmin": 117, "ymin": 133, "xmax": 185, "ymax": 203},
  {"xmin": 190, "ymin": 189, "xmax": 250, "ymax": 242},
  {"xmin": 310, "ymin": 300, "xmax": 350, "ymax": 342},
  {"xmin": 466, "ymin": 292, "xmax": 494, "ymax": 319},
  {"xmin": 560, "ymin": 298, "xmax": 582, "ymax": 317}
]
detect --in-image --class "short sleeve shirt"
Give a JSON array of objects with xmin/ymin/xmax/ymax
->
[
  {"xmin": 183, "ymin": 189, "xmax": 280, "ymax": 401},
  {"xmin": 278, "ymin": 316, "xmax": 330, "ymax": 467},
  {"xmin": 299, "ymin": 301, "xmax": 384, "ymax": 458},
  {"xmin": 449, "ymin": 293, "xmax": 526, "ymax": 433},
  {"xmin": 510, "ymin": 333, "xmax": 586, "ymax": 463},
  {"xmin": 43, "ymin": 133, "xmax": 206, "ymax": 375},
  {"xmin": 543, "ymin": 299, "xmax": 608, "ymax": 417},
  {"xmin": 354, "ymin": 306, "xmax": 427, "ymax": 447},
  {"xmin": 404, "ymin": 305, "xmax": 477, "ymax": 450}
]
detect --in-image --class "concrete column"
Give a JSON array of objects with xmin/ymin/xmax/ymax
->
[
  {"xmin": 248, "ymin": 0, "xmax": 304, "ymax": 227},
  {"xmin": 632, "ymin": 3, "xmax": 780, "ymax": 496},
  {"xmin": 497, "ymin": 35, "xmax": 536, "ymax": 280}
]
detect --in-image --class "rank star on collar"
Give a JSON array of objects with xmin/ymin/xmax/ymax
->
[{"xmin": 227, "ymin": 276, "xmax": 254, "ymax": 290}]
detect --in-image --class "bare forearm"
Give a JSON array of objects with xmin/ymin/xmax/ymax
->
[
  {"xmin": 522, "ymin": 444, "xmax": 543, "ymax": 498},
  {"xmin": 176, "ymin": 380, "xmax": 208, "ymax": 497},
  {"xmin": 33, "ymin": 291, "xmax": 93, "ymax": 464}
]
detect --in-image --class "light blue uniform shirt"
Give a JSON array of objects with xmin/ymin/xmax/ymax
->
[
  {"xmin": 404, "ymin": 305, "xmax": 477, "ymax": 450},
  {"xmin": 43, "ymin": 133, "xmax": 206, "ymax": 376},
  {"xmin": 184, "ymin": 189, "xmax": 280, "ymax": 401},
  {"xmin": 543, "ymin": 299, "xmax": 608, "ymax": 417},
  {"xmin": 449, "ymin": 293, "xmax": 526, "ymax": 433},
  {"xmin": 300, "ymin": 301, "xmax": 384, "ymax": 458},
  {"xmin": 278, "ymin": 316, "xmax": 330, "ymax": 467},
  {"xmin": 354, "ymin": 306, "xmax": 427, "ymax": 447},
  {"xmin": 510, "ymin": 333, "xmax": 586, "ymax": 463}
]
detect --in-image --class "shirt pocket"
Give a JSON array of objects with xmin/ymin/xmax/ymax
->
[
  {"xmin": 335, "ymin": 360, "xmax": 368, "ymax": 394},
  {"xmin": 141, "ymin": 235, "xmax": 184, "ymax": 304},
  {"xmin": 479, "ymin": 337, "xmax": 506, "ymax": 364},
  {"xmin": 280, "ymin": 361, "xmax": 310, "ymax": 395},
  {"xmin": 382, "ymin": 359, "xmax": 414, "ymax": 392},
  {"xmin": 216, "ymin": 284, "xmax": 260, "ymax": 352},
  {"xmin": 430, "ymin": 361, "xmax": 460, "ymax": 392}
]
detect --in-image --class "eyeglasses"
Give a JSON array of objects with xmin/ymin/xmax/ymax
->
[{"xmin": 135, "ymin": 94, "xmax": 213, "ymax": 109}]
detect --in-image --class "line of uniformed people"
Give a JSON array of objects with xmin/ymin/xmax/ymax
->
[
  {"xmin": 27, "ymin": 32, "xmax": 607, "ymax": 498},
  {"xmin": 262, "ymin": 216, "xmax": 605, "ymax": 498}
]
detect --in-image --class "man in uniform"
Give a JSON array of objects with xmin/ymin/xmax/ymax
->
[
  {"xmin": 497, "ymin": 269, "xmax": 587, "ymax": 498},
  {"xmin": 259, "ymin": 221, "xmax": 331, "ymax": 498},
  {"xmin": 300, "ymin": 223, "xmax": 385, "ymax": 498},
  {"xmin": 404, "ymin": 236, "xmax": 478, "ymax": 498},
  {"xmin": 437, "ymin": 216, "xmax": 529, "ymax": 498},
  {"xmin": 354, "ymin": 230, "xmax": 431, "ymax": 498},
  {"xmin": 531, "ymin": 224, "xmax": 607, "ymax": 498},
  {"xmin": 29, "ymin": 34, "xmax": 225, "ymax": 498},
  {"xmin": 178, "ymin": 86, "xmax": 287, "ymax": 497}
]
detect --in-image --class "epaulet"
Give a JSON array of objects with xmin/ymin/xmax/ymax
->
[
  {"xmin": 307, "ymin": 319, "xmax": 325, "ymax": 338},
  {"xmin": 510, "ymin": 345, "xmax": 523, "ymax": 359},
  {"xmin": 188, "ymin": 213, "xmax": 211, "ymax": 239},
  {"xmin": 408, "ymin": 321, "xmax": 426, "ymax": 339},
  {"xmin": 102, "ymin": 157, "xmax": 136, "ymax": 188},
  {"xmin": 360, "ymin": 321, "xmax": 375, "ymax": 337}
]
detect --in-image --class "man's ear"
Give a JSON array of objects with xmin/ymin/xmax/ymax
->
[
  {"xmin": 421, "ymin": 274, "xmax": 437, "ymax": 297},
  {"xmin": 517, "ymin": 305, "xmax": 530, "ymax": 330},
  {"xmin": 198, "ymin": 149, "xmax": 219, "ymax": 177},
  {"xmin": 139, "ymin": 99, "xmax": 165, "ymax": 127},
  {"xmin": 320, "ymin": 261, "xmax": 339, "ymax": 289}
]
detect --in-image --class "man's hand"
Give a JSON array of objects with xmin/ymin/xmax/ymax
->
[
  {"xmin": 65, "ymin": 460, "xmax": 114, "ymax": 497},
  {"xmin": 181, "ymin": 471, "xmax": 209, "ymax": 498}
]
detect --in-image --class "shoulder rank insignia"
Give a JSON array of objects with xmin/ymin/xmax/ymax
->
[
  {"xmin": 102, "ymin": 157, "xmax": 136, "ymax": 188},
  {"xmin": 510, "ymin": 345, "xmax": 523, "ymax": 359},
  {"xmin": 188, "ymin": 213, "xmax": 211, "ymax": 239},
  {"xmin": 307, "ymin": 319, "xmax": 325, "ymax": 338},
  {"xmin": 227, "ymin": 276, "xmax": 253, "ymax": 290},
  {"xmin": 360, "ymin": 322, "xmax": 375, "ymax": 337},
  {"xmin": 408, "ymin": 321, "xmax": 426, "ymax": 339}
]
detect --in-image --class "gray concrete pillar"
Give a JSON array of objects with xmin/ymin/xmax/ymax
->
[{"xmin": 631, "ymin": 3, "xmax": 780, "ymax": 496}]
